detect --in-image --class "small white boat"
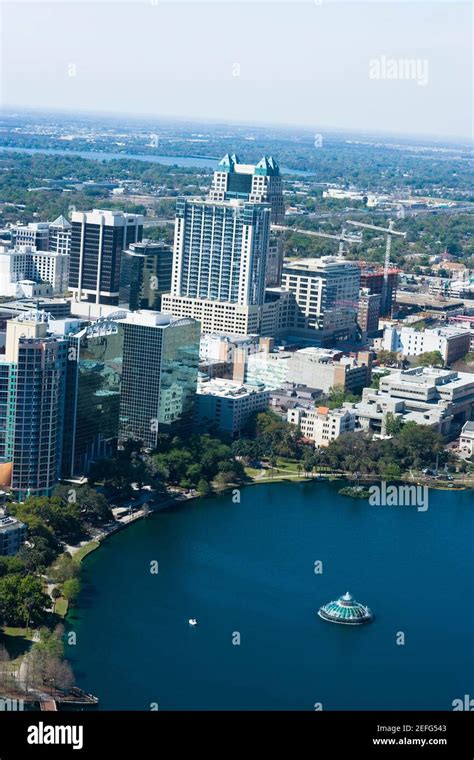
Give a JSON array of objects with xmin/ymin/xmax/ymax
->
[{"xmin": 188, "ymin": 618, "xmax": 198, "ymax": 626}]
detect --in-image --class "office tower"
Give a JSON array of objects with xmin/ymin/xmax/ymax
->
[
  {"xmin": 70, "ymin": 209, "xmax": 143, "ymax": 305},
  {"xmin": 209, "ymin": 154, "xmax": 285, "ymax": 224},
  {"xmin": 359, "ymin": 266, "xmax": 398, "ymax": 316},
  {"xmin": 61, "ymin": 315, "xmax": 124, "ymax": 477},
  {"xmin": 117, "ymin": 312, "xmax": 200, "ymax": 449},
  {"xmin": 119, "ymin": 240, "xmax": 173, "ymax": 311},
  {"xmin": 281, "ymin": 257, "xmax": 361, "ymax": 341},
  {"xmin": 358, "ymin": 288, "xmax": 381, "ymax": 338},
  {"xmin": 49, "ymin": 215, "xmax": 72, "ymax": 255},
  {"xmin": 0, "ymin": 312, "xmax": 67, "ymax": 498},
  {"xmin": 12, "ymin": 222, "xmax": 50, "ymax": 250}
]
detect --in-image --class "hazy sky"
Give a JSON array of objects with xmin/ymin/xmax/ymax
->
[{"xmin": 1, "ymin": 1, "xmax": 472, "ymax": 139}]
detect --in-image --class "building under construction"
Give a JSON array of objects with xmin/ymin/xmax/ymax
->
[{"xmin": 359, "ymin": 266, "xmax": 399, "ymax": 316}]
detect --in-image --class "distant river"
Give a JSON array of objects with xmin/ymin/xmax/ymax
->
[
  {"xmin": 66, "ymin": 480, "xmax": 473, "ymax": 710},
  {"xmin": 0, "ymin": 146, "xmax": 314, "ymax": 175}
]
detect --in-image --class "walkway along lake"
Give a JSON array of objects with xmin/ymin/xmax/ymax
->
[{"xmin": 66, "ymin": 480, "xmax": 473, "ymax": 710}]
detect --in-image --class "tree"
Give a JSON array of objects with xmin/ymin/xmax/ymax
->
[
  {"xmin": 49, "ymin": 553, "xmax": 79, "ymax": 584},
  {"xmin": 62, "ymin": 579, "xmax": 81, "ymax": 606},
  {"xmin": 51, "ymin": 588, "xmax": 61, "ymax": 612},
  {"xmin": 413, "ymin": 351, "xmax": 444, "ymax": 368},
  {"xmin": 384, "ymin": 412, "xmax": 403, "ymax": 437},
  {"xmin": 395, "ymin": 423, "xmax": 445, "ymax": 469},
  {"xmin": 23, "ymin": 627, "xmax": 75, "ymax": 692},
  {"xmin": 376, "ymin": 350, "xmax": 401, "ymax": 367},
  {"xmin": 197, "ymin": 479, "xmax": 211, "ymax": 498},
  {"xmin": 0, "ymin": 575, "xmax": 51, "ymax": 628},
  {"xmin": 379, "ymin": 462, "xmax": 402, "ymax": 481},
  {"xmin": 322, "ymin": 385, "xmax": 361, "ymax": 410}
]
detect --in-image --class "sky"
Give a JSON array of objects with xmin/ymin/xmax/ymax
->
[{"xmin": 1, "ymin": 0, "xmax": 472, "ymax": 140}]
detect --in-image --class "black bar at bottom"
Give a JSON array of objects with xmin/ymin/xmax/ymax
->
[{"xmin": 0, "ymin": 711, "xmax": 472, "ymax": 758}]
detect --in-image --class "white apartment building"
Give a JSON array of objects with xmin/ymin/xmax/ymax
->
[
  {"xmin": 281, "ymin": 257, "xmax": 360, "ymax": 340},
  {"xmin": 287, "ymin": 405, "xmax": 356, "ymax": 447},
  {"xmin": 12, "ymin": 216, "xmax": 71, "ymax": 256},
  {"xmin": 196, "ymin": 377, "xmax": 270, "ymax": 436},
  {"xmin": 0, "ymin": 245, "xmax": 68, "ymax": 296},
  {"xmin": 12, "ymin": 222, "xmax": 49, "ymax": 250},
  {"xmin": 0, "ymin": 246, "xmax": 32, "ymax": 295},
  {"xmin": 382, "ymin": 325, "xmax": 470, "ymax": 365},
  {"xmin": 31, "ymin": 249, "xmax": 69, "ymax": 294}
]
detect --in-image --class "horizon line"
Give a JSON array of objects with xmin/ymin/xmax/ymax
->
[{"xmin": 1, "ymin": 105, "xmax": 472, "ymax": 147}]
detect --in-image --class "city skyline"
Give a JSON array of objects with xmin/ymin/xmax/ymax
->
[{"xmin": 2, "ymin": 1, "xmax": 472, "ymax": 140}]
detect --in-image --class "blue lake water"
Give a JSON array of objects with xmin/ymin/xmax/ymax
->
[
  {"xmin": 0, "ymin": 146, "xmax": 314, "ymax": 175},
  {"xmin": 67, "ymin": 480, "xmax": 473, "ymax": 710}
]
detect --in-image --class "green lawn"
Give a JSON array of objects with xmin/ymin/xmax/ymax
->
[
  {"xmin": 2, "ymin": 626, "xmax": 35, "ymax": 640},
  {"xmin": 54, "ymin": 597, "xmax": 68, "ymax": 617},
  {"xmin": 73, "ymin": 540, "xmax": 100, "ymax": 564},
  {"xmin": 275, "ymin": 459, "xmax": 300, "ymax": 473}
]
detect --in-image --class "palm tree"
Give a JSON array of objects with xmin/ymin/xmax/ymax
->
[{"xmin": 51, "ymin": 587, "xmax": 61, "ymax": 613}]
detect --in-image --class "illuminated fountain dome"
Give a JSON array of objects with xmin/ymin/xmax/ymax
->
[{"xmin": 318, "ymin": 592, "xmax": 373, "ymax": 625}]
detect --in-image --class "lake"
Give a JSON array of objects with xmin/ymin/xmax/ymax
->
[
  {"xmin": 66, "ymin": 480, "xmax": 473, "ymax": 710},
  {"xmin": 0, "ymin": 145, "xmax": 314, "ymax": 175}
]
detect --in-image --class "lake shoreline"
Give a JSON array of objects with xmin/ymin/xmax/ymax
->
[{"xmin": 71, "ymin": 469, "xmax": 472, "ymax": 571}]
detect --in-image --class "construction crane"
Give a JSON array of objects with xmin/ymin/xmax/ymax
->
[
  {"xmin": 271, "ymin": 224, "xmax": 362, "ymax": 255},
  {"xmin": 346, "ymin": 219, "xmax": 406, "ymax": 313}
]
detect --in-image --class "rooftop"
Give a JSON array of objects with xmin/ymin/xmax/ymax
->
[
  {"xmin": 117, "ymin": 311, "xmax": 197, "ymax": 329},
  {"xmin": 198, "ymin": 377, "xmax": 267, "ymax": 399},
  {"xmin": 283, "ymin": 256, "xmax": 359, "ymax": 272}
]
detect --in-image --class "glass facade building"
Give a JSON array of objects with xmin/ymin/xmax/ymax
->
[
  {"xmin": 11, "ymin": 336, "xmax": 67, "ymax": 498},
  {"xmin": 70, "ymin": 209, "xmax": 143, "ymax": 304},
  {"xmin": 119, "ymin": 240, "xmax": 173, "ymax": 312},
  {"xmin": 62, "ymin": 316, "xmax": 124, "ymax": 477},
  {"xmin": 118, "ymin": 312, "xmax": 200, "ymax": 449}
]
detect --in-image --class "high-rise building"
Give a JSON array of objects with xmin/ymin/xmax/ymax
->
[
  {"xmin": 12, "ymin": 222, "xmax": 50, "ymax": 251},
  {"xmin": 209, "ymin": 154, "xmax": 285, "ymax": 224},
  {"xmin": 61, "ymin": 314, "xmax": 125, "ymax": 477},
  {"xmin": 171, "ymin": 198, "xmax": 270, "ymax": 306},
  {"xmin": 281, "ymin": 257, "xmax": 361, "ymax": 341},
  {"xmin": 0, "ymin": 313, "xmax": 67, "ymax": 498},
  {"xmin": 70, "ymin": 209, "xmax": 143, "ymax": 305},
  {"xmin": 358, "ymin": 288, "xmax": 381, "ymax": 338},
  {"xmin": 0, "ymin": 246, "xmax": 33, "ymax": 296},
  {"xmin": 117, "ymin": 312, "xmax": 200, "ymax": 449},
  {"xmin": 0, "ymin": 243, "xmax": 68, "ymax": 296},
  {"xmin": 12, "ymin": 216, "xmax": 72, "ymax": 257},
  {"xmin": 163, "ymin": 198, "xmax": 275, "ymax": 335},
  {"xmin": 49, "ymin": 215, "xmax": 72, "ymax": 255},
  {"xmin": 119, "ymin": 240, "xmax": 173, "ymax": 312}
]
